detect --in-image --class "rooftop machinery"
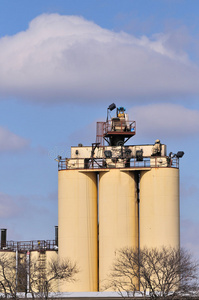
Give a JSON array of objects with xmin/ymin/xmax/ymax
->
[{"xmin": 57, "ymin": 103, "xmax": 184, "ymax": 292}]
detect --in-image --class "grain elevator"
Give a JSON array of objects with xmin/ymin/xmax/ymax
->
[{"xmin": 57, "ymin": 104, "xmax": 183, "ymax": 292}]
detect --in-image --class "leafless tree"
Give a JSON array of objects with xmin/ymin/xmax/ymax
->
[
  {"xmin": 0, "ymin": 253, "xmax": 78, "ymax": 299},
  {"xmin": 0, "ymin": 253, "xmax": 21, "ymax": 299},
  {"xmin": 107, "ymin": 247, "xmax": 199, "ymax": 299},
  {"xmin": 28, "ymin": 257, "xmax": 78, "ymax": 299}
]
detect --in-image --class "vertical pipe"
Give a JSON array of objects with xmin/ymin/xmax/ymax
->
[
  {"xmin": 16, "ymin": 250, "xmax": 18, "ymax": 291},
  {"xmin": 26, "ymin": 251, "xmax": 30, "ymax": 293},
  {"xmin": 135, "ymin": 172, "xmax": 140, "ymax": 252},
  {"xmin": 97, "ymin": 172, "xmax": 99, "ymax": 292},
  {"xmin": 55, "ymin": 226, "xmax": 58, "ymax": 247},
  {"xmin": 1, "ymin": 229, "xmax": 7, "ymax": 249},
  {"xmin": 135, "ymin": 171, "xmax": 140, "ymax": 290}
]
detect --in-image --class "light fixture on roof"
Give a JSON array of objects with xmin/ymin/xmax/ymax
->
[
  {"xmin": 108, "ymin": 103, "xmax": 116, "ymax": 111},
  {"xmin": 54, "ymin": 155, "xmax": 62, "ymax": 162},
  {"xmin": 107, "ymin": 103, "xmax": 116, "ymax": 122},
  {"xmin": 176, "ymin": 151, "xmax": 184, "ymax": 158},
  {"xmin": 169, "ymin": 151, "xmax": 184, "ymax": 159}
]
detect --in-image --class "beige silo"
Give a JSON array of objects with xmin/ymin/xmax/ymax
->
[
  {"xmin": 139, "ymin": 168, "xmax": 180, "ymax": 249},
  {"xmin": 98, "ymin": 169, "xmax": 138, "ymax": 290},
  {"xmin": 58, "ymin": 170, "xmax": 98, "ymax": 292}
]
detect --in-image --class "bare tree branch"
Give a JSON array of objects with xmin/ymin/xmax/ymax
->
[
  {"xmin": 0, "ymin": 253, "xmax": 78, "ymax": 299},
  {"xmin": 106, "ymin": 247, "xmax": 199, "ymax": 299}
]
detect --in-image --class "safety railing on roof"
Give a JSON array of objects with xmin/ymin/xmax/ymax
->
[
  {"xmin": 103, "ymin": 120, "xmax": 136, "ymax": 135},
  {"xmin": 58, "ymin": 156, "xmax": 179, "ymax": 170},
  {"xmin": 96, "ymin": 121, "xmax": 136, "ymax": 145},
  {"xmin": 3, "ymin": 240, "xmax": 57, "ymax": 252}
]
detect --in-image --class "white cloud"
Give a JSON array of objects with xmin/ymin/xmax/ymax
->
[
  {"xmin": 0, "ymin": 127, "xmax": 29, "ymax": 151},
  {"xmin": 0, "ymin": 13, "xmax": 199, "ymax": 103},
  {"xmin": 129, "ymin": 103, "xmax": 199, "ymax": 139}
]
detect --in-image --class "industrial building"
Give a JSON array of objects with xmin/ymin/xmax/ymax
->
[
  {"xmin": 57, "ymin": 103, "xmax": 183, "ymax": 292},
  {"xmin": 0, "ymin": 104, "xmax": 184, "ymax": 295}
]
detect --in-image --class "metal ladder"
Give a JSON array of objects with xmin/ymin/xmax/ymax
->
[{"xmin": 38, "ymin": 251, "xmax": 47, "ymax": 292}]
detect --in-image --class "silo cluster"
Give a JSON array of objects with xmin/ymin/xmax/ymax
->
[
  {"xmin": 57, "ymin": 104, "xmax": 182, "ymax": 292},
  {"xmin": 58, "ymin": 166, "xmax": 179, "ymax": 292}
]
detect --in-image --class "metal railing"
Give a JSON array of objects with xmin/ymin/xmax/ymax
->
[
  {"xmin": 103, "ymin": 120, "xmax": 136, "ymax": 135},
  {"xmin": 58, "ymin": 156, "xmax": 179, "ymax": 171},
  {"xmin": 3, "ymin": 240, "xmax": 57, "ymax": 252},
  {"xmin": 96, "ymin": 121, "xmax": 136, "ymax": 146}
]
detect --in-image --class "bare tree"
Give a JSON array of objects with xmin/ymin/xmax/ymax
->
[
  {"xmin": 0, "ymin": 253, "xmax": 78, "ymax": 299},
  {"xmin": 107, "ymin": 247, "xmax": 199, "ymax": 299},
  {"xmin": 0, "ymin": 253, "xmax": 22, "ymax": 299},
  {"xmin": 28, "ymin": 257, "xmax": 78, "ymax": 299}
]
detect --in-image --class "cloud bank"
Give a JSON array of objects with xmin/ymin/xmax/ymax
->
[
  {"xmin": 129, "ymin": 104, "xmax": 199, "ymax": 139},
  {"xmin": 0, "ymin": 127, "xmax": 29, "ymax": 151},
  {"xmin": 0, "ymin": 13, "xmax": 199, "ymax": 103}
]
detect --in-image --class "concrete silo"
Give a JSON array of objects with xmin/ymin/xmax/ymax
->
[
  {"xmin": 139, "ymin": 167, "xmax": 180, "ymax": 249},
  {"xmin": 58, "ymin": 170, "xmax": 98, "ymax": 291},
  {"xmin": 99, "ymin": 169, "xmax": 138, "ymax": 290}
]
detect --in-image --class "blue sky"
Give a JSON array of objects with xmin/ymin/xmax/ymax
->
[{"xmin": 0, "ymin": 0, "xmax": 199, "ymax": 259}]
